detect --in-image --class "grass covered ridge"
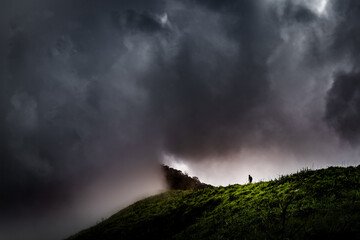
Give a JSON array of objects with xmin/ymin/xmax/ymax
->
[{"xmin": 67, "ymin": 166, "xmax": 360, "ymax": 240}]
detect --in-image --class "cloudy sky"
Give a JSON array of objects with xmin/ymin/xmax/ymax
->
[{"xmin": 1, "ymin": 0, "xmax": 360, "ymax": 239}]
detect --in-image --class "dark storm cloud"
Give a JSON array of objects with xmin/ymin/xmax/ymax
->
[
  {"xmin": 282, "ymin": 2, "xmax": 317, "ymax": 23},
  {"xmin": 1, "ymin": 0, "xmax": 360, "ymax": 239},
  {"xmin": 325, "ymin": 73, "xmax": 360, "ymax": 142},
  {"xmin": 0, "ymin": 0, "xmax": 165, "ymax": 219},
  {"xmin": 146, "ymin": 0, "xmax": 328, "ymax": 158},
  {"xmin": 324, "ymin": 0, "xmax": 360, "ymax": 142},
  {"xmin": 331, "ymin": 0, "xmax": 360, "ymax": 60},
  {"xmin": 111, "ymin": 9, "xmax": 166, "ymax": 33},
  {"xmin": 144, "ymin": 0, "xmax": 278, "ymax": 158}
]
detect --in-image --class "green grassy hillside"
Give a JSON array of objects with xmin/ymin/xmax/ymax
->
[{"xmin": 67, "ymin": 166, "xmax": 360, "ymax": 240}]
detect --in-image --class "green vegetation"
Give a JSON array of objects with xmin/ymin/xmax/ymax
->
[{"xmin": 67, "ymin": 166, "xmax": 360, "ymax": 240}]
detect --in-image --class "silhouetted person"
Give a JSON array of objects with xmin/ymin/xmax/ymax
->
[{"xmin": 248, "ymin": 175, "xmax": 253, "ymax": 184}]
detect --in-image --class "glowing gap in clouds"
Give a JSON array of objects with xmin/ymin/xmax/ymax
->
[
  {"xmin": 317, "ymin": 0, "xmax": 328, "ymax": 14},
  {"xmin": 312, "ymin": 0, "xmax": 328, "ymax": 15},
  {"xmin": 162, "ymin": 154, "xmax": 190, "ymax": 174}
]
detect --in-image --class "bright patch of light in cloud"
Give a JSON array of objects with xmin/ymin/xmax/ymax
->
[
  {"xmin": 304, "ymin": 0, "xmax": 328, "ymax": 15},
  {"xmin": 314, "ymin": 0, "xmax": 328, "ymax": 14},
  {"xmin": 159, "ymin": 13, "xmax": 169, "ymax": 26},
  {"xmin": 162, "ymin": 154, "xmax": 190, "ymax": 174}
]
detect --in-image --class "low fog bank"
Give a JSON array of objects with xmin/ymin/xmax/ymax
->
[{"xmin": 0, "ymin": 164, "xmax": 166, "ymax": 240}]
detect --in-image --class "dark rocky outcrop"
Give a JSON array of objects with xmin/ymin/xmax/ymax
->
[{"xmin": 162, "ymin": 165, "xmax": 212, "ymax": 190}]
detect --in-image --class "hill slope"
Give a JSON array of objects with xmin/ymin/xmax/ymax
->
[{"xmin": 67, "ymin": 166, "xmax": 360, "ymax": 240}]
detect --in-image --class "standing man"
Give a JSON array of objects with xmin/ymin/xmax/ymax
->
[{"xmin": 248, "ymin": 175, "xmax": 253, "ymax": 184}]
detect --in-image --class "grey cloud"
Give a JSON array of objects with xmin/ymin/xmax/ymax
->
[
  {"xmin": 1, "ymin": 0, "xmax": 360, "ymax": 239},
  {"xmin": 0, "ymin": 0, "xmax": 166, "ymax": 218},
  {"xmin": 331, "ymin": 0, "xmax": 360, "ymax": 62},
  {"xmin": 111, "ymin": 9, "xmax": 167, "ymax": 33},
  {"xmin": 323, "ymin": 0, "xmax": 360, "ymax": 142},
  {"xmin": 325, "ymin": 72, "xmax": 360, "ymax": 142},
  {"xmin": 281, "ymin": 2, "xmax": 317, "ymax": 23},
  {"xmin": 142, "ymin": 0, "xmax": 284, "ymax": 158}
]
